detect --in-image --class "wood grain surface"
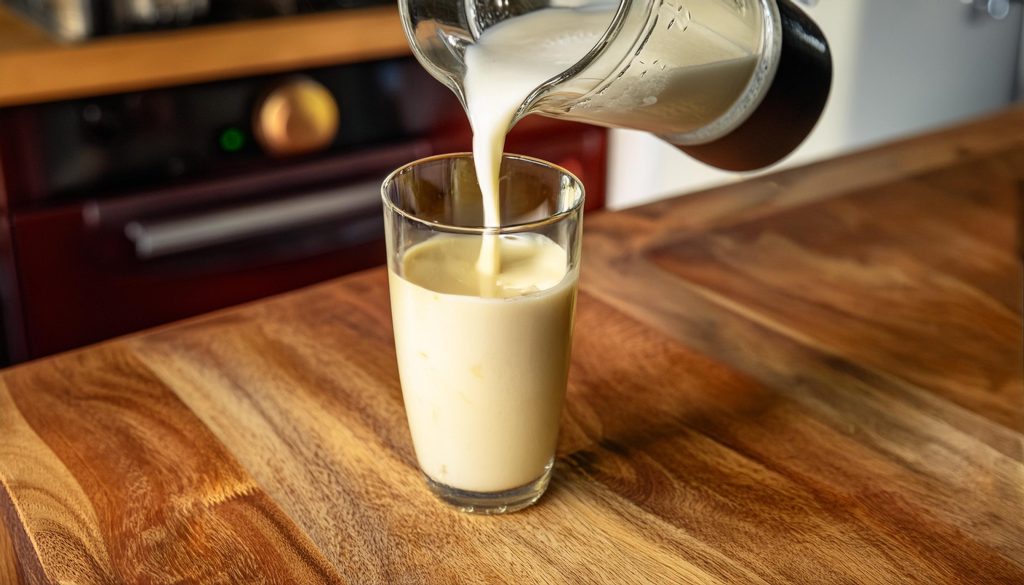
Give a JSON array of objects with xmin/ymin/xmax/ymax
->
[
  {"xmin": 0, "ymin": 6, "xmax": 410, "ymax": 106},
  {"xmin": 1, "ymin": 107, "xmax": 1023, "ymax": 583},
  {"xmin": 0, "ymin": 512, "xmax": 21, "ymax": 585}
]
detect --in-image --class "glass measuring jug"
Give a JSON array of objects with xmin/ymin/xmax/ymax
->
[{"xmin": 400, "ymin": 0, "xmax": 831, "ymax": 170}]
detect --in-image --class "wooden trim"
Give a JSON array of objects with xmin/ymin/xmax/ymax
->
[{"xmin": 0, "ymin": 6, "xmax": 411, "ymax": 106}]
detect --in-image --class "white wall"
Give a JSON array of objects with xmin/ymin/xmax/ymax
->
[{"xmin": 606, "ymin": 0, "xmax": 1023, "ymax": 210}]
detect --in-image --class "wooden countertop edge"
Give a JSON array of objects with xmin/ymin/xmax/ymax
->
[{"xmin": 0, "ymin": 6, "xmax": 411, "ymax": 107}]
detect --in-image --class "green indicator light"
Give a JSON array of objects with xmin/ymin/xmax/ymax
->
[{"xmin": 219, "ymin": 128, "xmax": 245, "ymax": 152}]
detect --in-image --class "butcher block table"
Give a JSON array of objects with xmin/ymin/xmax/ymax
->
[{"xmin": 2, "ymin": 107, "xmax": 1023, "ymax": 584}]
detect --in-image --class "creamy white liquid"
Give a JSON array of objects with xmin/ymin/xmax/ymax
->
[
  {"xmin": 392, "ymin": 1, "xmax": 758, "ymax": 494},
  {"xmin": 463, "ymin": 7, "xmax": 611, "ymax": 275},
  {"xmin": 389, "ymin": 234, "xmax": 577, "ymax": 492},
  {"xmin": 462, "ymin": 2, "xmax": 757, "ymax": 268},
  {"xmin": 562, "ymin": 7, "xmax": 758, "ymax": 137}
]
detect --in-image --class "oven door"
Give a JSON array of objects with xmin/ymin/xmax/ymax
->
[{"xmin": 6, "ymin": 142, "xmax": 427, "ymax": 360}]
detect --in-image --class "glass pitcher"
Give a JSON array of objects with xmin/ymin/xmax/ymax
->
[{"xmin": 399, "ymin": 0, "xmax": 831, "ymax": 171}]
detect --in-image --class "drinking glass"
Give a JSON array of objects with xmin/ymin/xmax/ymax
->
[{"xmin": 382, "ymin": 153, "xmax": 584, "ymax": 514}]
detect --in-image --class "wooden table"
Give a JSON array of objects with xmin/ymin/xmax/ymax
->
[
  {"xmin": 0, "ymin": 6, "xmax": 409, "ymax": 107},
  {"xmin": 2, "ymin": 108, "xmax": 1022, "ymax": 584}
]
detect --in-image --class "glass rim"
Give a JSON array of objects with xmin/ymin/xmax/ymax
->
[{"xmin": 380, "ymin": 152, "xmax": 586, "ymax": 235}]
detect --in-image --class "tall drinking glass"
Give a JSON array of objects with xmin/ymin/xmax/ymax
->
[{"xmin": 382, "ymin": 153, "xmax": 584, "ymax": 514}]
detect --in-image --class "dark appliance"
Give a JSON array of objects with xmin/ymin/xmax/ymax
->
[{"xmin": 0, "ymin": 57, "xmax": 608, "ymax": 363}]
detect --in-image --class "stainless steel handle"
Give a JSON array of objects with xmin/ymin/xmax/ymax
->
[{"xmin": 124, "ymin": 181, "xmax": 382, "ymax": 259}]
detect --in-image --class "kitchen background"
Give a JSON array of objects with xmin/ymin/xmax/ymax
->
[
  {"xmin": 610, "ymin": 0, "xmax": 1024, "ymax": 207},
  {"xmin": 0, "ymin": 0, "xmax": 1020, "ymax": 364}
]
